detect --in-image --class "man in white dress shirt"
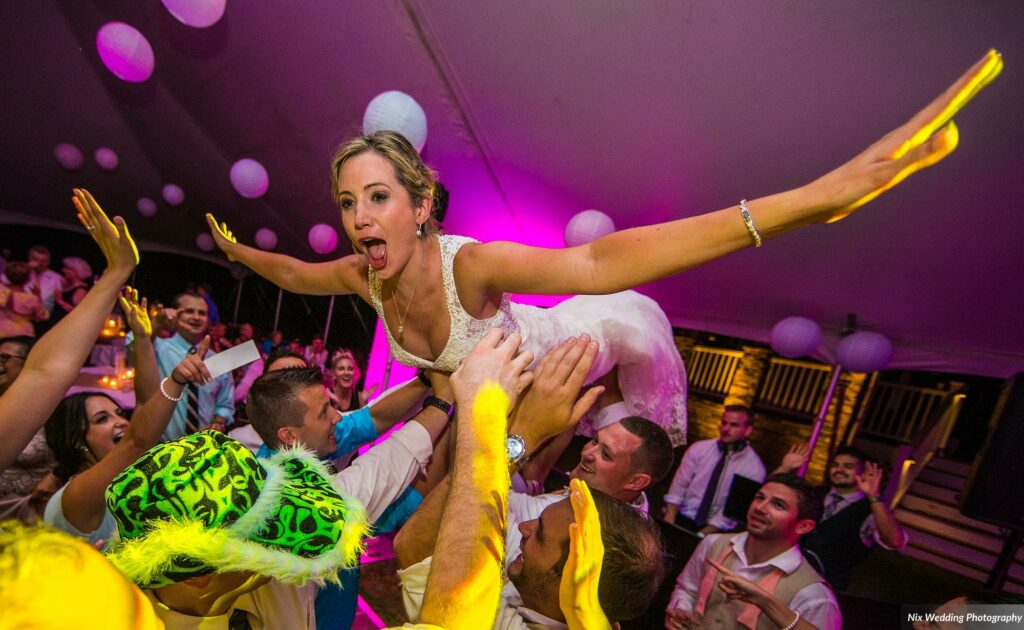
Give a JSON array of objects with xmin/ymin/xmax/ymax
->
[{"xmin": 663, "ymin": 405, "xmax": 767, "ymax": 535}]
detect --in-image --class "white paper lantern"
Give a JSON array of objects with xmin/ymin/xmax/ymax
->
[
  {"xmin": 160, "ymin": 0, "xmax": 227, "ymax": 28},
  {"xmin": 564, "ymin": 210, "xmax": 615, "ymax": 247},
  {"xmin": 229, "ymin": 158, "xmax": 269, "ymax": 198},
  {"xmin": 836, "ymin": 331, "xmax": 892, "ymax": 373},
  {"xmin": 196, "ymin": 233, "xmax": 215, "ymax": 252},
  {"xmin": 770, "ymin": 316, "xmax": 822, "ymax": 358},
  {"xmin": 308, "ymin": 224, "xmax": 338, "ymax": 254},
  {"xmin": 363, "ymin": 91, "xmax": 427, "ymax": 152},
  {"xmin": 136, "ymin": 197, "xmax": 158, "ymax": 217},
  {"xmin": 55, "ymin": 143, "xmax": 84, "ymax": 171},
  {"xmin": 255, "ymin": 228, "xmax": 278, "ymax": 251},
  {"xmin": 94, "ymin": 147, "xmax": 119, "ymax": 171},
  {"xmin": 96, "ymin": 22, "xmax": 154, "ymax": 83},
  {"xmin": 162, "ymin": 184, "xmax": 185, "ymax": 206}
]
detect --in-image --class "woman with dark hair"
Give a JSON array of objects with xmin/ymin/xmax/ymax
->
[
  {"xmin": 0, "ymin": 261, "xmax": 47, "ymax": 337},
  {"xmin": 43, "ymin": 290, "xmax": 210, "ymax": 549}
]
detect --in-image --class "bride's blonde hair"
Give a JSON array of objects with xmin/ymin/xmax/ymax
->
[{"xmin": 331, "ymin": 131, "xmax": 441, "ymax": 236}]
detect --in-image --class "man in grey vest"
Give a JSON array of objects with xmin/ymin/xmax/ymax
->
[{"xmin": 665, "ymin": 473, "xmax": 841, "ymax": 630}]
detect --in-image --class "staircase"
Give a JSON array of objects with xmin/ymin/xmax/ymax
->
[{"xmin": 893, "ymin": 456, "xmax": 1024, "ymax": 594}]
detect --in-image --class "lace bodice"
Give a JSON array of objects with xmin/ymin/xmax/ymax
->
[{"xmin": 368, "ymin": 235, "xmax": 520, "ymax": 373}]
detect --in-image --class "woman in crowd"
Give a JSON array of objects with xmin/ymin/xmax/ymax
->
[
  {"xmin": 0, "ymin": 261, "xmax": 47, "ymax": 337},
  {"xmin": 44, "ymin": 291, "xmax": 210, "ymax": 548},
  {"xmin": 329, "ymin": 348, "xmax": 372, "ymax": 411},
  {"xmin": 50, "ymin": 256, "xmax": 92, "ymax": 325}
]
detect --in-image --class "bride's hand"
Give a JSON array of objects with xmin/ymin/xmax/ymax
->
[
  {"xmin": 808, "ymin": 49, "xmax": 1002, "ymax": 224},
  {"xmin": 205, "ymin": 213, "xmax": 239, "ymax": 261}
]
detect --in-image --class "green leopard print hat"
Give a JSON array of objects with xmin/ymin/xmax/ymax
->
[{"xmin": 104, "ymin": 431, "xmax": 369, "ymax": 589}]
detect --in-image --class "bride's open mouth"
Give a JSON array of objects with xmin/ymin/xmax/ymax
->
[{"xmin": 361, "ymin": 238, "xmax": 387, "ymax": 269}]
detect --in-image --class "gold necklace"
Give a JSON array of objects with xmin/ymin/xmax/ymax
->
[{"xmin": 391, "ymin": 243, "xmax": 427, "ymax": 339}]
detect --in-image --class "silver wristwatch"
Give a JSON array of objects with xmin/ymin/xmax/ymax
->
[{"xmin": 505, "ymin": 435, "xmax": 528, "ymax": 465}]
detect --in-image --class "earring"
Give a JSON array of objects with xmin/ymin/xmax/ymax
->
[{"xmin": 416, "ymin": 223, "xmax": 424, "ymax": 238}]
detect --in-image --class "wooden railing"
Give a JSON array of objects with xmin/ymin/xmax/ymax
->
[
  {"xmin": 883, "ymin": 384, "xmax": 966, "ymax": 508},
  {"xmin": 755, "ymin": 357, "xmax": 832, "ymax": 418},
  {"xmin": 687, "ymin": 346, "xmax": 742, "ymax": 397},
  {"xmin": 859, "ymin": 382, "xmax": 950, "ymax": 443}
]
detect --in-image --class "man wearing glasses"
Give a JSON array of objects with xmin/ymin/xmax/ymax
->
[{"xmin": 0, "ymin": 336, "xmax": 33, "ymax": 396}]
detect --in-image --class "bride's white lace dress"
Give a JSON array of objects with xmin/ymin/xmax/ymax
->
[{"xmin": 368, "ymin": 235, "xmax": 687, "ymax": 445}]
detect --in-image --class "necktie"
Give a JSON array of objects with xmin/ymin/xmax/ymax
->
[
  {"xmin": 184, "ymin": 345, "xmax": 202, "ymax": 434},
  {"xmin": 822, "ymin": 494, "xmax": 844, "ymax": 521},
  {"xmin": 694, "ymin": 443, "xmax": 728, "ymax": 528}
]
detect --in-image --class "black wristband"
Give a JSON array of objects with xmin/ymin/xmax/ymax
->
[
  {"xmin": 422, "ymin": 395, "xmax": 453, "ymax": 416},
  {"xmin": 171, "ymin": 374, "xmax": 188, "ymax": 385},
  {"xmin": 416, "ymin": 369, "xmax": 431, "ymax": 387}
]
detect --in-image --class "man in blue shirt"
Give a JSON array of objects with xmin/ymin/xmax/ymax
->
[
  {"xmin": 152, "ymin": 291, "xmax": 234, "ymax": 440},
  {"xmin": 247, "ymin": 365, "xmax": 452, "ymax": 630}
]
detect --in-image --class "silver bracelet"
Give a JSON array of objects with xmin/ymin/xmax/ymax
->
[
  {"xmin": 781, "ymin": 611, "xmax": 800, "ymax": 630},
  {"xmin": 159, "ymin": 377, "xmax": 184, "ymax": 402},
  {"xmin": 739, "ymin": 199, "xmax": 762, "ymax": 247}
]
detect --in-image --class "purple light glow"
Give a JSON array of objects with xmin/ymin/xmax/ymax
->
[
  {"xmin": 162, "ymin": 183, "xmax": 185, "ymax": 206},
  {"xmin": 254, "ymin": 227, "xmax": 278, "ymax": 250},
  {"xmin": 196, "ymin": 233, "xmax": 215, "ymax": 251},
  {"xmin": 137, "ymin": 197, "xmax": 158, "ymax": 217},
  {"xmin": 96, "ymin": 22, "xmax": 155, "ymax": 83},
  {"xmin": 94, "ymin": 147, "xmax": 119, "ymax": 171}
]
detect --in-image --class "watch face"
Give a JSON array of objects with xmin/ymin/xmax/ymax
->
[{"xmin": 506, "ymin": 436, "xmax": 526, "ymax": 461}]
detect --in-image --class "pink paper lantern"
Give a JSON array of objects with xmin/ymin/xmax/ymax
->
[
  {"xmin": 94, "ymin": 147, "xmax": 119, "ymax": 171},
  {"xmin": 160, "ymin": 0, "xmax": 227, "ymax": 28},
  {"xmin": 836, "ymin": 331, "xmax": 892, "ymax": 373},
  {"xmin": 255, "ymin": 228, "xmax": 278, "ymax": 251},
  {"xmin": 770, "ymin": 316, "xmax": 822, "ymax": 358},
  {"xmin": 162, "ymin": 184, "xmax": 185, "ymax": 206},
  {"xmin": 308, "ymin": 224, "xmax": 338, "ymax": 255},
  {"xmin": 96, "ymin": 22, "xmax": 155, "ymax": 83},
  {"xmin": 564, "ymin": 210, "xmax": 615, "ymax": 247},
  {"xmin": 136, "ymin": 197, "xmax": 158, "ymax": 217},
  {"xmin": 54, "ymin": 143, "xmax": 84, "ymax": 170},
  {"xmin": 229, "ymin": 158, "xmax": 269, "ymax": 198},
  {"xmin": 196, "ymin": 233, "xmax": 215, "ymax": 252},
  {"xmin": 363, "ymin": 91, "xmax": 428, "ymax": 152}
]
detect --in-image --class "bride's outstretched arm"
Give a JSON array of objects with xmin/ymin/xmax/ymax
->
[
  {"xmin": 461, "ymin": 50, "xmax": 1002, "ymax": 297},
  {"xmin": 204, "ymin": 213, "xmax": 369, "ymax": 297}
]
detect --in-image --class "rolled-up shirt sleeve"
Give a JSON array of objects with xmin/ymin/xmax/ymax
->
[{"xmin": 333, "ymin": 421, "xmax": 432, "ymax": 523}]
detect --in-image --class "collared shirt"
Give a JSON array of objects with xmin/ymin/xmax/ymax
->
[
  {"xmin": 664, "ymin": 438, "xmax": 766, "ymax": 532},
  {"xmin": 821, "ymin": 488, "xmax": 908, "ymax": 550},
  {"xmin": 256, "ymin": 406, "xmax": 378, "ymax": 463},
  {"xmin": 153, "ymin": 333, "xmax": 235, "ymax": 441},
  {"xmin": 669, "ymin": 533, "xmax": 842, "ymax": 630}
]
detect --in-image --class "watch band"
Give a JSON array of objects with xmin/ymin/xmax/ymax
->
[
  {"xmin": 416, "ymin": 369, "xmax": 431, "ymax": 387},
  {"xmin": 422, "ymin": 395, "xmax": 453, "ymax": 416}
]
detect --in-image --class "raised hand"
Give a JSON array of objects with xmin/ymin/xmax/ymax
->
[
  {"xmin": 560, "ymin": 478, "xmax": 612, "ymax": 630},
  {"xmin": 205, "ymin": 213, "xmax": 238, "ymax": 261},
  {"xmin": 172, "ymin": 335, "xmax": 213, "ymax": 386},
  {"xmin": 855, "ymin": 460, "xmax": 884, "ymax": 499},
  {"xmin": 779, "ymin": 443, "xmax": 811, "ymax": 473},
  {"xmin": 810, "ymin": 50, "xmax": 1003, "ymax": 223},
  {"xmin": 119, "ymin": 286, "xmax": 152, "ymax": 338},
  {"xmin": 451, "ymin": 329, "xmax": 534, "ymax": 412},
  {"xmin": 509, "ymin": 335, "xmax": 603, "ymax": 446},
  {"xmin": 71, "ymin": 188, "xmax": 139, "ymax": 278}
]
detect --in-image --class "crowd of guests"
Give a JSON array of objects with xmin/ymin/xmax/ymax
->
[{"xmin": 2, "ymin": 195, "xmax": 1021, "ymax": 630}]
